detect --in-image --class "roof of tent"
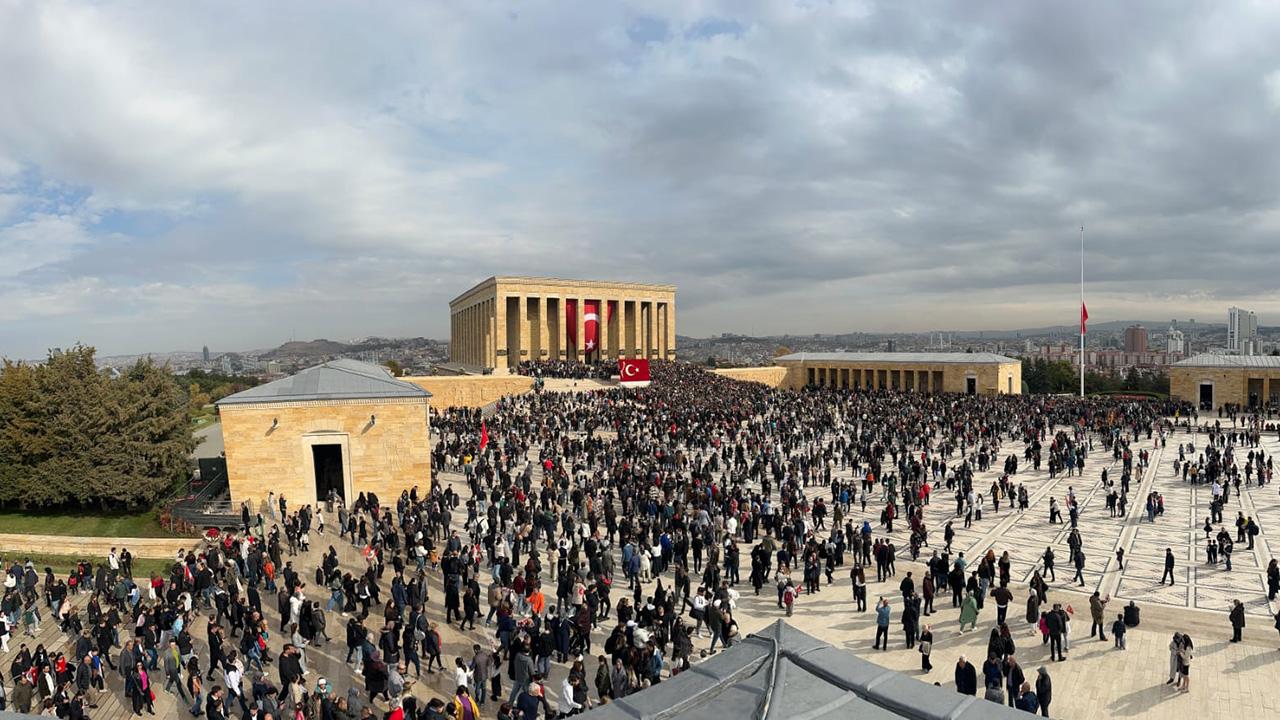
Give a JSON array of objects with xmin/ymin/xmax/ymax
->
[{"xmin": 582, "ymin": 621, "xmax": 1025, "ymax": 720}]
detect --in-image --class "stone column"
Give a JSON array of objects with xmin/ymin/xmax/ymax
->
[
  {"xmin": 658, "ymin": 302, "xmax": 668, "ymax": 360},
  {"xmin": 599, "ymin": 295, "xmax": 609, "ymax": 356},
  {"xmin": 666, "ymin": 298, "xmax": 677, "ymax": 360},
  {"xmin": 460, "ymin": 306, "xmax": 468, "ymax": 364},
  {"xmin": 637, "ymin": 299, "xmax": 645, "ymax": 359},
  {"xmin": 624, "ymin": 300, "xmax": 636, "ymax": 358},
  {"xmin": 495, "ymin": 296, "xmax": 509, "ymax": 372},
  {"xmin": 556, "ymin": 297, "xmax": 568, "ymax": 359},
  {"xmin": 647, "ymin": 300, "xmax": 658, "ymax": 358},
  {"xmin": 529, "ymin": 294, "xmax": 545, "ymax": 358},
  {"xmin": 540, "ymin": 296, "xmax": 552, "ymax": 360},
  {"xmin": 513, "ymin": 296, "xmax": 527, "ymax": 366},
  {"xmin": 486, "ymin": 299, "xmax": 496, "ymax": 369},
  {"xmin": 612, "ymin": 298, "xmax": 625, "ymax": 358},
  {"xmin": 468, "ymin": 305, "xmax": 476, "ymax": 366},
  {"xmin": 575, "ymin": 296, "xmax": 586, "ymax": 360}
]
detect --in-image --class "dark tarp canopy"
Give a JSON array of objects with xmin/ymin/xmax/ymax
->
[{"xmin": 582, "ymin": 621, "xmax": 1025, "ymax": 720}]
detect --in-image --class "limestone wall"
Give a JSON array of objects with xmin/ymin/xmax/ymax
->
[
  {"xmin": 1170, "ymin": 367, "xmax": 1280, "ymax": 406},
  {"xmin": 713, "ymin": 366, "xmax": 792, "ymax": 388},
  {"xmin": 403, "ymin": 375, "xmax": 535, "ymax": 409},
  {"xmin": 220, "ymin": 397, "xmax": 431, "ymax": 507},
  {"xmin": 0, "ymin": 534, "xmax": 195, "ymax": 559},
  {"xmin": 779, "ymin": 359, "xmax": 1022, "ymax": 395}
]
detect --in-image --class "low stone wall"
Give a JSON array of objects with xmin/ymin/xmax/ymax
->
[
  {"xmin": 403, "ymin": 374, "xmax": 536, "ymax": 408},
  {"xmin": 713, "ymin": 366, "xmax": 792, "ymax": 388},
  {"xmin": 0, "ymin": 533, "xmax": 198, "ymax": 559}
]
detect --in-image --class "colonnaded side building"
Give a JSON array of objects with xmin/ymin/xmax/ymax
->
[
  {"xmin": 449, "ymin": 276, "xmax": 676, "ymax": 372},
  {"xmin": 771, "ymin": 351, "xmax": 1022, "ymax": 395},
  {"xmin": 1170, "ymin": 354, "xmax": 1280, "ymax": 409}
]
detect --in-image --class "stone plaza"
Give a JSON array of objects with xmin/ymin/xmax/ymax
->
[{"xmin": 6, "ymin": 380, "xmax": 1280, "ymax": 720}]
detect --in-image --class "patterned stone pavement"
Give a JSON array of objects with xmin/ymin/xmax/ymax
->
[
  {"xmin": 7, "ymin": 419, "xmax": 1280, "ymax": 720},
  {"xmin": 825, "ymin": 422, "xmax": 1280, "ymax": 618}
]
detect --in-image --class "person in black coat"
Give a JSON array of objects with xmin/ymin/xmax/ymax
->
[
  {"xmin": 363, "ymin": 650, "xmax": 390, "ymax": 703},
  {"xmin": 1003, "ymin": 656, "xmax": 1026, "ymax": 708},
  {"xmin": 954, "ymin": 655, "xmax": 977, "ymax": 695},
  {"xmin": 278, "ymin": 645, "xmax": 303, "ymax": 688},
  {"xmin": 1035, "ymin": 666, "xmax": 1052, "ymax": 718},
  {"xmin": 1229, "ymin": 599, "xmax": 1246, "ymax": 642}
]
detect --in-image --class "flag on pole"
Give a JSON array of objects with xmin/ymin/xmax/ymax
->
[
  {"xmin": 479, "ymin": 420, "xmax": 488, "ymax": 452},
  {"xmin": 1080, "ymin": 303, "xmax": 1088, "ymax": 335}
]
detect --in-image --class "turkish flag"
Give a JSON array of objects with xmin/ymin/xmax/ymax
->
[
  {"xmin": 583, "ymin": 300, "xmax": 600, "ymax": 354},
  {"xmin": 619, "ymin": 358, "xmax": 650, "ymax": 386},
  {"xmin": 1080, "ymin": 303, "xmax": 1089, "ymax": 335}
]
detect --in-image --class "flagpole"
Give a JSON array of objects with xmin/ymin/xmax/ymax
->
[{"xmin": 1080, "ymin": 225, "xmax": 1085, "ymax": 398}]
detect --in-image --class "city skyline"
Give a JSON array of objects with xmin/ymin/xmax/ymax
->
[{"xmin": 4, "ymin": 2, "xmax": 1280, "ymax": 358}]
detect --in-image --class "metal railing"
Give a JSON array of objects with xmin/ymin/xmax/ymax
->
[{"xmin": 169, "ymin": 467, "xmax": 241, "ymax": 529}]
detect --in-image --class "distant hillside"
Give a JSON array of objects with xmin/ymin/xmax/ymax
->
[
  {"xmin": 260, "ymin": 339, "xmax": 353, "ymax": 359},
  {"xmin": 259, "ymin": 336, "xmax": 445, "ymax": 360}
]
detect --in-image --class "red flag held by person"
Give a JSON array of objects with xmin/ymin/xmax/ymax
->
[
  {"xmin": 479, "ymin": 420, "xmax": 488, "ymax": 452},
  {"xmin": 619, "ymin": 358, "xmax": 651, "ymax": 388},
  {"xmin": 1080, "ymin": 303, "xmax": 1088, "ymax": 335}
]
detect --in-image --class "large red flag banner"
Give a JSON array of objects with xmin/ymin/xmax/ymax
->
[
  {"xmin": 619, "ymin": 358, "xmax": 651, "ymax": 388},
  {"xmin": 1080, "ymin": 303, "xmax": 1089, "ymax": 335},
  {"xmin": 583, "ymin": 300, "xmax": 600, "ymax": 355},
  {"xmin": 566, "ymin": 300, "xmax": 577, "ymax": 348}
]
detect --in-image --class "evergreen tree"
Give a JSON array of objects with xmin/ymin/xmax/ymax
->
[{"xmin": 0, "ymin": 345, "xmax": 195, "ymax": 509}]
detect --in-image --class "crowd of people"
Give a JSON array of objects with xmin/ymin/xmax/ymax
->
[
  {"xmin": 514, "ymin": 361, "xmax": 614, "ymax": 381},
  {"xmin": 5, "ymin": 359, "xmax": 1279, "ymax": 720}
]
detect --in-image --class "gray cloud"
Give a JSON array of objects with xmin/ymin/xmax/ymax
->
[{"xmin": 2, "ymin": 0, "xmax": 1280, "ymax": 358}]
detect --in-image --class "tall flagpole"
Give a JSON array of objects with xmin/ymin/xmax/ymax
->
[{"xmin": 1080, "ymin": 225, "xmax": 1085, "ymax": 398}]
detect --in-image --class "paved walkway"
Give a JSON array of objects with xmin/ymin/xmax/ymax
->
[{"xmin": 7, "ymin": 422, "xmax": 1280, "ymax": 719}]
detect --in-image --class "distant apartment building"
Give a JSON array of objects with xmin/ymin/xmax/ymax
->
[
  {"xmin": 1166, "ymin": 327, "xmax": 1186, "ymax": 354},
  {"xmin": 1123, "ymin": 325, "xmax": 1148, "ymax": 353},
  {"xmin": 1227, "ymin": 306, "xmax": 1259, "ymax": 355},
  {"xmin": 1036, "ymin": 343, "xmax": 1182, "ymax": 374}
]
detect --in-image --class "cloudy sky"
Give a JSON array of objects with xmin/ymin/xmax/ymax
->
[{"xmin": 3, "ymin": 0, "xmax": 1280, "ymax": 358}]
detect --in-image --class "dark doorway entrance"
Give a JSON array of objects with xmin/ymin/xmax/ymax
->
[
  {"xmin": 1199, "ymin": 383, "xmax": 1213, "ymax": 410},
  {"xmin": 312, "ymin": 444, "xmax": 344, "ymax": 502},
  {"xmin": 1247, "ymin": 378, "xmax": 1264, "ymax": 409},
  {"xmin": 966, "ymin": 377, "xmax": 976, "ymax": 395}
]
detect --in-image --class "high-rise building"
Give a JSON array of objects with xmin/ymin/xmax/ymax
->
[
  {"xmin": 202, "ymin": 345, "xmax": 210, "ymax": 362},
  {"xmin": 1227, "ymin": 306, "xmax": 1259, "ymax": 354},
  {"xmin": 1166, "ymin": 327, "xmax": 1185, "ymax": 355},
  {"xmin": 1123, "ymin": 324, "xmax": 1148, "ymax": 353}
]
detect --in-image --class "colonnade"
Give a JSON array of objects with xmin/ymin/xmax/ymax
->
[
  {"xmin": 806, "ymin": 365, "xmax": 949, "ymax": 393},
  {"xmin": 450, "ymin": 291, "xmax": 675, "ymax": 371}
]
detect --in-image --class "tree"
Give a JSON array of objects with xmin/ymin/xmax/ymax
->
[
  {"xmin": 0, "ymin": 345, "xmax": 195, "ymax": 509},
  {"xmin": 384, "ymin": 359, "xmax": 404, "ymax": 377},
  {"xmin": 773, "ymin": 346, "xmax": 793, "ymax": 358},
  {"xmin": 188, "ymin": 382, "xmax": 211, "ymax": 409},
  {"xmin": 1022, "ymin": 358, "xmax": 1078, "ymax": 394}
]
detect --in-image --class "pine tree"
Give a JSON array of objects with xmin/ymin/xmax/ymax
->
[{"xmin": 0, "ymin": 345, "xmax": 196, "ymax": 509}]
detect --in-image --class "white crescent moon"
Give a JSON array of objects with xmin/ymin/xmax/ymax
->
[{"xmin": 623, "ymin": 364, "xmax": 637, "ymax": 378}]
